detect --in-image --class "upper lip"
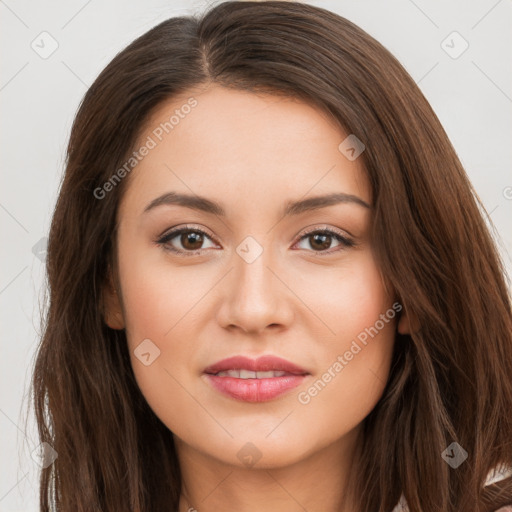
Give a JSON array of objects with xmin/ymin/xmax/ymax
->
[{"xmin": 203, "ymin": 355, "xmax": 309, "ymax": 375}]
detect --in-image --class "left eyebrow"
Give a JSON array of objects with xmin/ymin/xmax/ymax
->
[
  {"xmin": 142, "ymin": 191, "xmax": 371, "ymax": 217},
  {"xmin": 283, "ymin": 192, "xmax": 371, "ymax": 215}
]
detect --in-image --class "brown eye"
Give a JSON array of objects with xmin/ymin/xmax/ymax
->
[
  {"xmin": 180, "ymin": 231, "xmax": 204, "ymax": 250},
  {"xmin": 308, "ymin": 233, "xmax": 332, "ymax": 251},
  {"xmin": 295, "ymin": 228, "xmax": 355, "ymax": 254},
  {"xmin": 157, "ymin": 227, "xmax": 217, "ymax": 254}
]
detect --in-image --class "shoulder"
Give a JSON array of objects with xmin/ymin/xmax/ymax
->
[
  {"xmin": 486, "ymin": 464, "xmax": 512, "ymax": 512},
  {"xmin": 391, "ymin": 494, "xmax": 408, "ymax": 511},
  {"xmin": 392, "ymin": 465, "xmax": 512, "ymax": 512},
  {"xmin": 393, "ymin": 500, "xmax": 512, "ymax": 512},
  {"xmin": 485, "ymin": 464, "xmax": 512, "ymax": 486}
]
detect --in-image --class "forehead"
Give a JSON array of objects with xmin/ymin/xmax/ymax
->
[{"xmin": 119, "ymin": 85, "xmax": 370, "ymax": 217}]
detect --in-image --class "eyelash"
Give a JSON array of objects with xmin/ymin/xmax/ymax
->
[{"xmin": 155, "ymin": 224, "xmax": 356, "ymax": 257}]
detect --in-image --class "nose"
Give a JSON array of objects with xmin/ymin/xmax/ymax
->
[{"xmin": 215, "ymin": 241, "xmax": 295, "ymax": 335}]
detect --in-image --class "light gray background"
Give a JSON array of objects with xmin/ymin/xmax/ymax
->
[{"xmin": 1, "ymin": 0, "xmax": 511, "ymax": 510}]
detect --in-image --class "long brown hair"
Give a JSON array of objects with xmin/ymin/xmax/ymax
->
[{"xmin": 30, "ymin": 1, "xmax": 512, "ymax": 511}]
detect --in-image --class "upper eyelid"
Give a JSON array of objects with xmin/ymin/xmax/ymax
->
[
  {"xmin": 158, "ymin": 224, "xmax": 216, "ymax": 242},
  {"xmin": 299, "ymin": 225, "xmax": 352, "ymax": 238}
]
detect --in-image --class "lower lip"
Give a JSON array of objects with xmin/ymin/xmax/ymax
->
[{"xmin": 204, "ymin": 374, "xmax": 307, "ymax": 402}]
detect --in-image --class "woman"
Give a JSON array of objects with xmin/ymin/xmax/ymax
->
[{"xmin": 31, "ymin": 1, "xmax": 512, "ymax": 511}]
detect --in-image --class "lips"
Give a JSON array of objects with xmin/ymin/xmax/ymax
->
[
  {"xmin": 203, "ymin": 355, "xmax": 309, "ymax": 376},
  {"xmin": 203, "ymin": 355, "xmax": 309, "ymax": 402}
]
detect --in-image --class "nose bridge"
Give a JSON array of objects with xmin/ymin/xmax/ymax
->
[
  {"xmin": 234, "ymin": 234, "xmax": 278, "ymax": 307},
  {"xmin": 217, "ymin": 233, "xmax": 292, "ymax": 333}
]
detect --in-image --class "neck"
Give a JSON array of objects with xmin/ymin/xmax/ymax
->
[{"xmin": 176, "ymin": 426, "xmax": 363, "ymax": 512}]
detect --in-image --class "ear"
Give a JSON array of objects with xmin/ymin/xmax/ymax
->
[
  {"xmin": 397, "ymin": 306, "xmax": 420, "ymax": 335},
  {"xmin": 102, "ymin": 267, "xmax": 125, "ymax": 330}
]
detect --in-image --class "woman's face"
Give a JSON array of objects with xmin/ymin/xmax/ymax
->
[{"xmin": 106, "ymin": 84, "xmax": 405, "ymax": 469}]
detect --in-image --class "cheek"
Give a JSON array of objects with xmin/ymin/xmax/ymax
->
[
  {"xmin": 115, "ymin": 244, "xmax": 207, "ymax": 432},
  {"xmin": 117, "ymin": 240, "xmax": 210, "ymax": 344},
  {"xmin": 115, "ymin": 237, "xmax": 223, "ymax": 412},
  {"xmin": 298, "ymin": 249, "xmax": 393, "ymax": 342},
  {"xmin": 293, "ymin": 321, "xmax": 396, "ymax": 453},
  {"xmin": 293, "ymin": 251, "xmax": 396, "ymax": 424}
]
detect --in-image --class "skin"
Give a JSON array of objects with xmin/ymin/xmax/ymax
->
[{"xmin": 104, "ymin": 84, "xmax": 412, "ymax": 512}]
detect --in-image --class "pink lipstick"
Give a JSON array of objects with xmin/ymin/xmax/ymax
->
[{"xmin": 203, "ymin": 355, "xmax": 309, "ymax": 402}]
